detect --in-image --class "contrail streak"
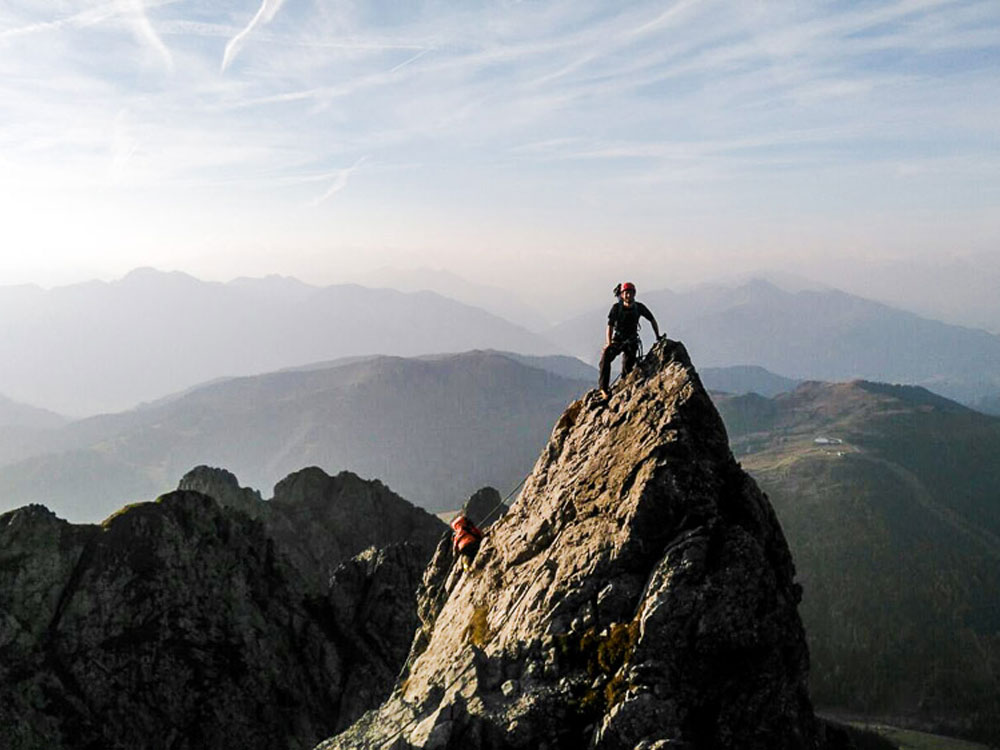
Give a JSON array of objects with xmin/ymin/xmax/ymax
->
[
  {"xmin": 120, "ymin": 0, "xmax": 173, "ymax": 70},
  {"xmin": 222, "ymin": 0, "xmax": 287, "ymax": 72},
  {"xmin": 308, "ymin": 157, "xmax": 369, "ymax": 207}
]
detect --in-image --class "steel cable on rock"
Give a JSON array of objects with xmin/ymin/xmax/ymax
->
[{"xmin": 358, "ymin": 469, "xmax": 535, "ymax": 750}]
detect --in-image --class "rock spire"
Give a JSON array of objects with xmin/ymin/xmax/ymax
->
[{"xmin": 321, "ymin": 339, "xmax": 821, "ymax": 750}]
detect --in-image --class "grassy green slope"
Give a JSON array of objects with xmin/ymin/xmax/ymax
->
[{"xmin": 716, "ymin": 382, "xmax": 1000, "ymax": 743}]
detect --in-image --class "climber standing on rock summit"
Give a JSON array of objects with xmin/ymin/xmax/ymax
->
[{"xmin": 599, "ymin": 281, "xmax": 661, "ymax": 398}]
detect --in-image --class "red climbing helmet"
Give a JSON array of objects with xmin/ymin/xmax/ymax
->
[{"xmin": 621, "ymin": 281, "xmax": 636, "ymax": 294}]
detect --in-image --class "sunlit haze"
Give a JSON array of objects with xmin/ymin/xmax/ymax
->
[{"xmin": 2, "ymin": 0, "xmax": 999, "ymax": 322}]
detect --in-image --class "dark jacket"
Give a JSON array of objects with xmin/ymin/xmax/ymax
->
[{"xmin": 608, "ymin": 301, "xmax": 654, "ymax": 342}]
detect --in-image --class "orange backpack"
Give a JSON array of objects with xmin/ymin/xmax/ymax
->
[{"xmin": 450, "ymin": 515, "xmax": 483, "ymax": 552}]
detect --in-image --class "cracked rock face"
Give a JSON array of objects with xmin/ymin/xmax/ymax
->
[
  {"xmin": 0, "ymin": 493, "xmax": 344, "ymax": 750},
  {"xmin": 0, "ymin": 471, "xmax": 447, "ymax": 750},
  {"xmin": 321, "ymin": 339, "xmax": 820, "ymax": 750},
  {"xmin": 326, "ymin": 543, "xmax": 434, "ymax": 730},
  {"xmin": 179, "ymin": 465, "xmax": 446, "ymax": 590}
]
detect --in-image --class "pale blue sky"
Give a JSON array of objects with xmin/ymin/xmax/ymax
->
[{"xmin": 1, "ymin": 0, "xmax": 998, "ymax": 317}]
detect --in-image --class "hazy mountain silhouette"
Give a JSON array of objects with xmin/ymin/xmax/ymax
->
[
  {"xmin": 0, "ymin": 268, "xmax": 561, "ymax": 416},
  {"xmin": 278, "ymin": 350, "xmax": 596, "ymax": 382},
  {"xmin": 0, "ymin": 351, "xmax": 591, "ymax": 522},
  {"xmin": 0, "ymin": 394, "xmax": 66, "ymax": 429},
  {"xmin": 551, "ymin": 279, "xmax": 1000, "ymax": 404},
  {"xmin": 358, "ymin": 266, "xmax": 552, "ymax": 331},
  {"xmin": 0, "ymin": 395, "xmax": 68, "ymax": 467},
  {"xmin": 701, "ymin": 365, "xmax": 800, "ymax": 397},
  {"xmin": 715, "ymin": 381, "xmax": 1000, "ymax": 742},
  {"xmin": 971, "ymin": 393, "xmax": 1000, "ymax": 416}
]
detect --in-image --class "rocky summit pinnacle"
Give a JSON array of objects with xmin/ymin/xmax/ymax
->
[{"xmin": 321, "ymin": 339, "xmax": 821, "ymax": 750}]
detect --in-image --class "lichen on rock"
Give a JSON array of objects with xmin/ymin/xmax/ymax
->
[{"xmin": 320, "ymin": 339, "xmax": 821, "ymax": 750}]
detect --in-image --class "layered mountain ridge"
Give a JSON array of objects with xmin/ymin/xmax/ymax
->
[
  {"xmin": 0, "ymin": 351, "xmax": 591, "ymax": 521},
  {"xmin": 0, "ymin": 269, "xmax": 560, "ymax": 416},
  {"xmin": 1, "ymin": 339, "xmax": 842, "ymax": 749},
  {"xmin": 552, "ymin": 279, "xmax": 1000, "ymax": 405}
]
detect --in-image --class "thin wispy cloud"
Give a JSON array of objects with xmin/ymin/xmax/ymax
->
[
  {"xmin": 109, "ymin": 108, "xmax": 139, "ymax": 183},
  {"xmin": 0, "ymin": 3, "xmax": 119, "ymax": 40},
  {"xmin": 1, "ymin": 0, "xmax": 998, "ymax": 292},
  {"xmin": 222, "ymin": 0, "xmax": 288, "ymax": 72},
  {"xmin": 119, "ymin": 0, "xmax": 173, "ymax": 70},
  {"xmin": 307, "ymin": 157, "xmax": 369, "ymax": 207},
  {"xmin": 389, "ymin": 48, "xmax": 432, "ymax": 74}
]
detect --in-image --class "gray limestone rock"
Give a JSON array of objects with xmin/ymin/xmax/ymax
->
[
  {"xmin": 179, "ymin": 465, "xmax": 447, "ymax": 590},
  {"xmin": 0, "ymin": 474, "xmax": 447, "ymax": 750},
  {"xmin": 461, "ymin": 487, "xmax": 508, "ymax": 529},
  {"xmin": 269, "ymin": 467, "xmax": 445, "ymax": 588},
  {"xmin": 178, "ymin": 464, "xmax": 267, "ymax": 518},
  {"xmin": 0, "ymin": 492, "xmax": 342, "ymax": 750},
  {"xmin": 320, "ymin": 339, "xmax": 822, "ymax": 750}
]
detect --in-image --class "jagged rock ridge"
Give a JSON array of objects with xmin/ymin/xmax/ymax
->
[
  {"xmin": 180, "ymin": 465, "xmax": 446, "ymax": 589},
  {"xmin": 177, "ymin": 465, "xmax": 451, "ymax": 729},
  {"xmin": 0, "ymin": 494, "xmax": 343, "ymax": 750},
  {"xmin": 323, "ymin": 339, "xmax": 821, "ymax": 750},
  {"xmin": 0, "ymin": 468, "xmax": 450, "ymax": 750}
]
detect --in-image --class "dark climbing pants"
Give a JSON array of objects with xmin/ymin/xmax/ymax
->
[{"xmin": 599, "ymin": 339, "xmax": 638, "ymax": 392}]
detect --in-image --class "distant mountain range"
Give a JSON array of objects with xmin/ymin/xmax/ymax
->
[
  {"xmin": 0, "ymin": 352, "xmax": 811, "ymax": 524},
  {"xmin": 714, "ymin": 380, "xmax": 1000, "ymax": 741},
  {"xmin": 7, "ymin": 269, "xmax": 1000, "ymax": 415},
  {"xmin": 0, "ymin": 394, "xmax": 66, "ymax": 429},
  {"xmin": 700, "ymin": 365, "xmax": 800, "ymax": 397},
  {"xmin": 551, "ymin": 279, "xmax": 1000, "ymax": 404},
  {"xmin": 971, "ymin": 393, "xmax": 1000, "ymax": 416},
  {"xmin": 357, "ymin": 266, "xmax": 552, "ymax": 331},
  {"xmin": 0, "ymin": 351, "xmax": 591, "ymax": 522},
  {"xmin": 0, "ymin": 268, "xmax": 561, "ymax": 415}
]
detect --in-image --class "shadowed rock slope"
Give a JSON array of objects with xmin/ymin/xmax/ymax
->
[
  {"xmin": 0, "ymin": 494, "xmax": 343, "ymax": 750},
  {"xmin": 321, "ymin": 339, "xmax": 822, "ymax": 750},
  {"xmin": 178, "ymin": 465, "xmax": 450, "ymax": 728},
  {"xmin": 179, "ymin": 465, "xmax": 447, "ymax": 589},
  {"xmin": 0, "ymin": 468, "xmax": 449, "ymax": 750}
]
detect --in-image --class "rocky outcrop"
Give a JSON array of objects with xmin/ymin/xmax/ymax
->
[
  {"xmin": 326, "ymin": 543, "xmax": 433, "ymax": 729},
  {"xmin": 178, "ymin": 464, "xmax": 267, "ymax": 518},
  {"xmin": 322, "ymin": 339, "xmax": 820, "ymax": 750},
  {"xmin": 0, "ymin": 492, "xmax": 344, "ymax": 750},
  {"xmin": 462, "ymin": 486, "xmax": 508, "ymax": 528},
  {"xmin": 1, "ymin": 465, "xmax": 451, "ymax": 750},
  {"xmin": 270, "ymin": 468, "xmax": 444, "ymax": 585},
  {"xmin": 179, "ymin": 465, "xmax": 446, "ymax": 590},
  {"xmin": 178, "ymin": 466, "xmax": 451, "ymax": 727},
  {"xmin": 177, "ymin": 466, "xmax": 450, "ymax": 730}
]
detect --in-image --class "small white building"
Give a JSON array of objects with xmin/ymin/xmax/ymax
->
[{"xmin": 814, "ymin": 436, "xmax": 844, "ymax": 445}]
